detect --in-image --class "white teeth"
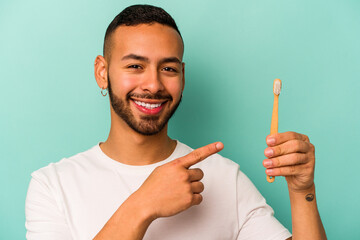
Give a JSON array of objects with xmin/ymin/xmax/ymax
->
[{"xmin": 134, "ymin": 100, "xmax": 162, "ymax": 109}]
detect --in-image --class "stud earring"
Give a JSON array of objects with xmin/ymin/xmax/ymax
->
[{"xmin": 101, "ymin": 88, "xmax": 108, "ymax": 97}]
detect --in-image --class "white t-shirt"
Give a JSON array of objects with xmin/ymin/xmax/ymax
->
[{"xmin": 25, "ymin": 141, "xmax": 291, "ymax": 240}]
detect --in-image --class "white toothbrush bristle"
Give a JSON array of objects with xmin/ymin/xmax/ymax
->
[{"xmin": 273, "ymin": 79, "xmax": 282, "ymax": 95}]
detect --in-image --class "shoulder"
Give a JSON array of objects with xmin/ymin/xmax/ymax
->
[{"xmin": 31, "ymin": 144, "xmax": 100, "ymax": 182}]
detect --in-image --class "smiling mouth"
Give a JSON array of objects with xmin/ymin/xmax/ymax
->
[
  {"xmin": 131, "ymin": 98, "xmax": 169, "ymax": 115},
  {"xmin": 133, "ymin": 100, "xmax": 163, "ymax": 109}
]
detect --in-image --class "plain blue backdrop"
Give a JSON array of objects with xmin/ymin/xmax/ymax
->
[{"xmin": 1, "ymin": 0, "xmax": 359, "ymax": 239}]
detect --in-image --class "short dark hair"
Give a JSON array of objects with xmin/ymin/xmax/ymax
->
[{"xmin": 103, "ymin": 4, "xmax": 183, "ymax": 58}]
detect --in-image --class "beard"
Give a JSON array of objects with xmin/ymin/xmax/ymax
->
[{"xmin": 107, "ymin": 76, "xmax": 182, "ymax": 136}]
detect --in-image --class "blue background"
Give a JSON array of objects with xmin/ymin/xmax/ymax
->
[{"xmin": 1, "ymin": 0, "xmax": 359, "ymax": 239}]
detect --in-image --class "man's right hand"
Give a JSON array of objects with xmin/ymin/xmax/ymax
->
[
  {"xmin": 132, "ymin": 142, "xmax": 224, "ymax": 220},
  {"xmin": 94, "ymin": 142, "xmax": 223, "ymax": 239}
]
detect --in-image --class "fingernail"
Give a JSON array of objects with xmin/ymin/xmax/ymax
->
[
  {"xmin": 216, "ymin": 142, "xmax": 224, "ymax": 150},
  {"xmin": 264, "ymin": 148, "xmax": 274, "ymax": 157},
  {"xmin": 267, "ymin": 137, "xmax": 275, "ymax": 145},
  {"xmin": 263, "ymin": 160, "xmax": 272, "ymax": 167},
  {"xmin": 266, "ymin": 169, "xmax": 273, "ymax": 175}
]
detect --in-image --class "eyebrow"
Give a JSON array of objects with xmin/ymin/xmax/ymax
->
[
  {"xmin": 159, "ymin": 57, "xmax": 182, "ymax": 65},
  {"xmin": 121, "ymin": 54, "xmax": 149, "ymax": 62},
  {"xmin": 121, "ymin": 54, "xmax": 182, "ymax": 65}
]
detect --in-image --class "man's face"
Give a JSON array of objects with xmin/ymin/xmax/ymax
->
[{"xmin": 106, "ymin": 23, "xmax": 184, "ymax": 135}]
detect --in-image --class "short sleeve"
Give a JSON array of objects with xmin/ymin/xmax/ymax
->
[
  {"xmin": 236, "ymin": 171, "xmax": 292, "ymax": 240},
  {"xmin": 25, "ymin": 173, "xmax": 72, "ymax": 240}
]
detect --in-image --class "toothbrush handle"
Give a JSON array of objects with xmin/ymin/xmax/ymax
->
[
  {"xmin": 267, "ymin": 94, "xmax": 279, "ymax": 183},
  {"xmin": 270, "ymin": 94, "xmax": 279, "ymax": 135}
]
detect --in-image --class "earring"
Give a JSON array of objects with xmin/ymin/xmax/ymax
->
[{"xmin": 101, "ymin": 88, "xmax": 108, "ymax": 97}]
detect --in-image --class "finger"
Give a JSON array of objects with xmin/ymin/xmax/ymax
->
[
  {"xmin": 264, "ymin": 140, "xmax": 311, "ymax": 158},
  {"xmin": 265, "ymin": 164, "xmax": 309, "ymax": 177},
  {"xmin": 192, "ymin": 193, "xmax": 203, "ymax": 205},
  {"xmin": 178, "ymin": 142, "xmax": 224, "ymax": 168},
  {"xmin": 263, "ymin": 153, "xmax": 308, "ymax": 168},
  {"xmin": 266, "ymin": 131, "xmax": 310, "ymax": 147},
  {"xmin": 191, "ymin": 182, "xmax": 204, "ymax": 193},
  {"xmin": 188, "ymin": 168, "xmax": 204, "ymax": 182}
]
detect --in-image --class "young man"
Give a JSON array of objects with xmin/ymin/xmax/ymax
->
[{"xmin": 25, "ymin": 5, "xmax": 326, "ymax": 240}]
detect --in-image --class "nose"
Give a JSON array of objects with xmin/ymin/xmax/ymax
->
[{"xmin": 140, "ymin": 68, "xmax": 165, "ymax": 93}]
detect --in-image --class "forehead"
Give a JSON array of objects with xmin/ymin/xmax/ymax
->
[{"xmin": 110, "ymin": 23, "xmax": 184, "ymax": 61}]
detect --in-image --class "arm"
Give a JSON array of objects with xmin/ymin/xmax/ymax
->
[
  {"xmin": 93, "ymin": 193, "xmax": 154, "ymax": 240},
  {"xmin": 288, "ymin": 184, "xmax": 326, "ymax": 239},
  {"xmin": 94, "ymin": 142, "xmax": 224, "ymax": 240},
  {"xmin": 263, "ymin": 132, "xmax": 327, "ymax": 240},
  {"xmin": 26, "ymin": 176, "xmax": 72, "ymax": 240}
]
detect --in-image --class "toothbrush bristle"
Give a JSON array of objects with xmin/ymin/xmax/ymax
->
[{"xmin": 273, "ymin": 79, "xmax": 282, "ymax": 95}]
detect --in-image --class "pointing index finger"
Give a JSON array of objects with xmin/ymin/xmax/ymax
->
[{"xmin": 180, "ymin": 142, "xmax": 224, "ymax": 168}]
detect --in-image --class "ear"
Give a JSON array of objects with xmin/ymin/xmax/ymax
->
[
  {"xmin": 181, "ymin": 62, "xmax": 185, "ymax": 92},
  {"xmin": 94, "ymin": 55, "xmax": 108, "ymax": 89}
]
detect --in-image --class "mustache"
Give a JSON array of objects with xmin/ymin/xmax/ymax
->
[{"xmin": 127, "ymin": 92, "xmax": 173, "ymax": 101}]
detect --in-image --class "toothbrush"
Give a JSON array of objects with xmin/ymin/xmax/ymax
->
[{"xmin": 267, "ymin": 79, "xmax": 282, "ymax": 183}]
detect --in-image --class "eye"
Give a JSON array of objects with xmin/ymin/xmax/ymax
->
[
  {"xmin": 127, "ymin": 64, "xmax": 142, "ymax": 69},
  {"xmin": 162, "ymin": 67, "xmax": 177, "ymax": 72}
]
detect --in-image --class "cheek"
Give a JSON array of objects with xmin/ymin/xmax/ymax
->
[
  {"xmin": 110, "ymin": 73, "xmax": 138, "ymax": 94},
  {"xmin": 165, "ymin": 79, "xmax": 183, "ymax": 99}
]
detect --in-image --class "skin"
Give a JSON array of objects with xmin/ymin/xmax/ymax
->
[
  {"xmin": 93, "ymin": 23, "xmax": 326, "ymax": 239},
  {"xmin": 264, "ymin": 132, "xmax": 315, "ymax": 192},
  {"xmin": 94, "ymin": 23, "xmax": 185, "ymax": 166},
  {"xmin": 264, "ymin": 132, "xmax": 327, "ymax": 239}
]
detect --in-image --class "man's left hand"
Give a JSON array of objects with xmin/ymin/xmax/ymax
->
[{"xmin": 263, "ymin": 131, "xmax": 315, "ymax": 192}]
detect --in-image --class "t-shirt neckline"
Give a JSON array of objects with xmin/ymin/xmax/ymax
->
[{"xmin": 93, "ymin": 140, "xmax": 181, "ymax": 174}]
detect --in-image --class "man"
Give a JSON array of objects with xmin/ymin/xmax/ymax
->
[{"xmin": 25, "ymin": 4, "xmax": 326, "ymax": 240}]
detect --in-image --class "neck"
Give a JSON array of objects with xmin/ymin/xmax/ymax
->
[{"xmin": 100, "ymin": 114, "xmax": 176, "ymax": 166}]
